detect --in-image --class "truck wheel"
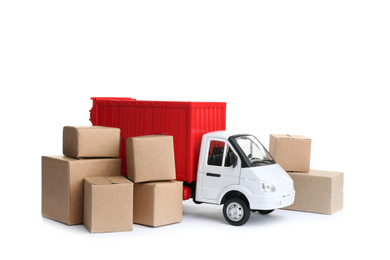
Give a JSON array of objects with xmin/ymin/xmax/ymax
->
[
  {"xmin": 258, "ymin": 209, "xmax": 274, "ymax": 215},
  {"xmin": 223, "ymin": 197, "xmax": 250, "ymax": 226}
]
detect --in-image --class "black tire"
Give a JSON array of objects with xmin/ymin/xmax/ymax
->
[
  {"xmin": 223, "ymin": 197, "xmax": 250, "ymax": 226},
  {"xmin": 257, "ymin": 209, "xmax": 275, "ymax": 215}
]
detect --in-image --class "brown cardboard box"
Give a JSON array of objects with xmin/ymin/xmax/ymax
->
[
  {"xmin": 269, "ymin": 134, "xmax": 311, "ymax": 172},
  {"xmin": 84, "ymin": 176, "xmax": 134, "ymax": 233},
  {"xmin": 41, "ymin": 156, "xmax": 121, "ymax": 225},
  {"xmin": 126, "ymin": 135, "xmax": 176, "ymax": 183},
  {"xmin": 285, "ymin": 170, "xmax": 343, "ymax": 214},
  {"xmin": 63, "ymin": 126, "xmax": 121, "ymax": 158},
  {"xmin": 133, "ymin": 180, "xmax": 183, "ymax": 227}
]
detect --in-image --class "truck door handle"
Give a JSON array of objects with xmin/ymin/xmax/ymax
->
[{"xmin": 206, "ymin": 173, "xmax": 221, "ymax": 177}]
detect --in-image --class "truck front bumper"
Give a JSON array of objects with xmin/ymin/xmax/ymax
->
[{"xmin": 249, "ymin": 189, "xmax": 295, "ymax": 210}]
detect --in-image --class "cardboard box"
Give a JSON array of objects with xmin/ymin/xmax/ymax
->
[
  {"xmin": 269, "ymin": 134, "xmax": 311, "ymax": 172},
  {"xmin": 84, "ymin": 176, "xmax": 134, "ymax": 233},
  {"xmin": 133, "ymin": 180, "xmax": 183, "ymax": 227},
  {"xmin": 126, "ymin": 135, "xmax": 176, "ymax": 183},
  {"xmin": 41, "ymin": 156, "xmax": 121, "ymax": 225},
  {"xmin": 63, "ymin": 126, "xmax": 121, "ymax": 158},
  {"xmin": 284, "ymin": 170, "xmax": 343, "ymax": 214}
]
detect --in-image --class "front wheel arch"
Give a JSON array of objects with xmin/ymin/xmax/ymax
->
[{"xmin": 220, "ymin": 190, "xmax": 250, "ymax": 206}]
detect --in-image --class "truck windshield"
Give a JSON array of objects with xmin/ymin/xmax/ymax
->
[{"xmin": 233, "ymin": 135, "xmax": 275, "ymax": 167}]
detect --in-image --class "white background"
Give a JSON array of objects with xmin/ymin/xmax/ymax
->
[{"xmin": 1, "ymin": 1, "xmax": 389, "ymax": 259}]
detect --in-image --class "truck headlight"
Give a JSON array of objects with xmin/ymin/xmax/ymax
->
[{"xmin": 261, "ymin": 181, "xmax": 276, "ymax": 192}]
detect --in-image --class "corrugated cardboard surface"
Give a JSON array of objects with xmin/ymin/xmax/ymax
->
[
  {"xmin": 84, "ymin": 176, "xmax": 134, "ymax": 233},
  {"xmin": 133, "ymin": 180, "xmax": 183, "ymax": 227},
  {"xmin": 63, "ymin": 126, "xmax": 121, "ymax": 158},
  {"xmin": 126, "ymin": 135, "xmax": 176, "ymax": 183},
  {"xmin": 41, "ymin": 156, "xmax": 121, "ymax": 225},
  {"xmin": 269, "ymin": 134, "xmax": 311, "ymax": 172},
  {"xmin": 284, "ymin": 170, "xmax": 344, "ymax": 214}
]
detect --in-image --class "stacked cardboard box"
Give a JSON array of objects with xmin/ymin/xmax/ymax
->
[
  {"xmin": 41, "ymin": 155, "xmax": 121, "ymax": 225},
  {"xmin": 42, "ymin": 126, "xmax": 134, "ymax": 233},
  {"xmin": 269, "ymin": 134, "xmax": 311, "ymax": 172},
  {"xmin": 269, "ymin": 134, "xmax": 343, "ymax": 214},
  {"xmin": 84, "ymin": 176, "xmax": 133, "ymax": 233},
  {"xmin": 126, "ymin": 135, "xmax": 183, "ymax": 227}
]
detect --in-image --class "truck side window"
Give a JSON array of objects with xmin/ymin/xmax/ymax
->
[{"xmin": 207, "ymin": 141, "xmax": 225, "ymax": 166}]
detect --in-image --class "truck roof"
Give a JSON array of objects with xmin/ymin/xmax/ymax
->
[
  {"xmin": 203, "ymin": 131, "xmax": 234, "ymax": 140},
  {"xmin": 204, "ymin": 131, "xmax": 255, "ymax": 140}
]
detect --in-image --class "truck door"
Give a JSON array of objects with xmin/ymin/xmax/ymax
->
[{"xmin": 201, "ymin": 138, "xmax": 240, "ymax": 200}]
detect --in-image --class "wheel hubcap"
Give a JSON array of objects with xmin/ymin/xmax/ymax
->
[{"xmin": 226, "ymin": 202, "xmax": 244, "ymax": 221}]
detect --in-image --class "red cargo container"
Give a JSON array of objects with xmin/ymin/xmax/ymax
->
[{"xmin": 89, "ymin": 97, "xmax": 226, "ymax": 184}]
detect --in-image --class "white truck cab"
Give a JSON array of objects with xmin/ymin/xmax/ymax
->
[{"xmin": 195, "ymin": 131, "xmax": 295, "ymax": 225}]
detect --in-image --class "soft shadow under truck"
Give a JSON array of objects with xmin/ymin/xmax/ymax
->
[{"xmin": 90, "ymin": 97, "xmax": 295, "ymax": 226}]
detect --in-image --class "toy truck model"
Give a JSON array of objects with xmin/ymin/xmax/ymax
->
[{"xmin": 90, "ymin": 97, "xmax": 295, "ymax": 225}]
